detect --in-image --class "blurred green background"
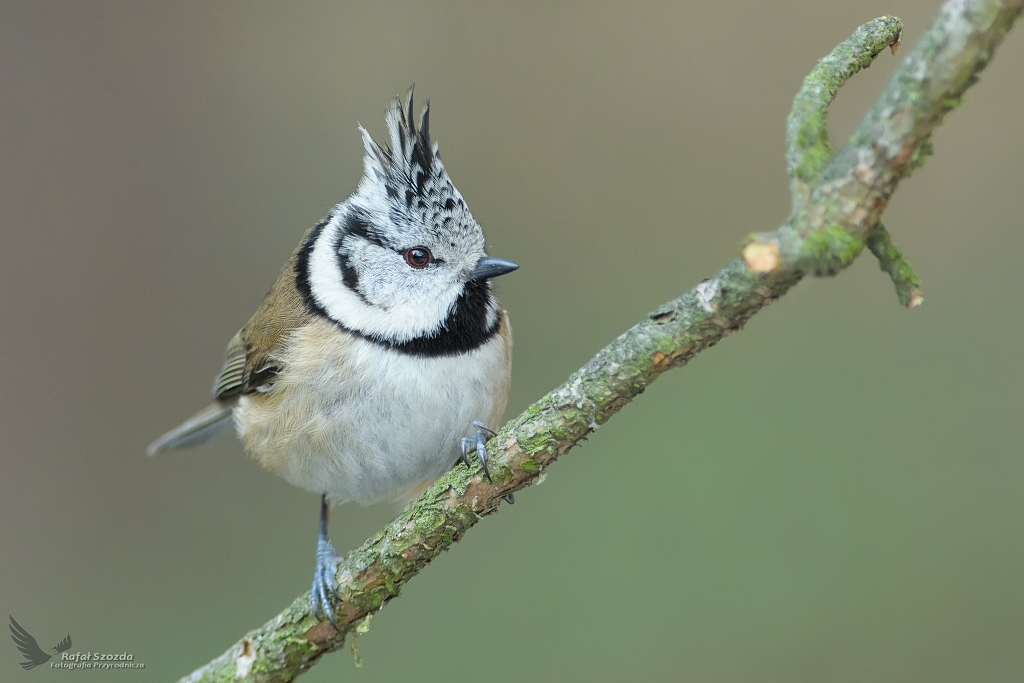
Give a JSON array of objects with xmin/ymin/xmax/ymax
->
[{"xmin": 2, "ymin": 1, "xmax": 1022, "ymax": 681}]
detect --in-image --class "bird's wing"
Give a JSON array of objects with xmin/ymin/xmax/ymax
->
[
  {"xmin": 147, "ymin": 231, "xmax": 316, "ymax": 455},
  {"xmin": 53, "ymin": 634, "xmax": 72, "ymax": 652},
  {"xmin": 210, "ymin": 331, "xmax": 249, "ymax": 400},
  {"xmin": 9, "ymin": 616, "xmax": 51, "ymax": 669},
  {"xmin": 221, "ymin": 242, "xmax": 316, "ymax": 397}
]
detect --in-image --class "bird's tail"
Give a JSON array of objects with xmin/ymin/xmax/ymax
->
[{"xmin": 147, "ymin": 402, "xmax": 235, "ymax": 456}]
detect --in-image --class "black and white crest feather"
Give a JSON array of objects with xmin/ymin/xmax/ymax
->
[
  {"xmin": 353, "ymin": 87, "xmax": 473, "ymax": 242},
  {"xmin": 298, "ymin": 88, "xmax": 501, "ymax": 356}
]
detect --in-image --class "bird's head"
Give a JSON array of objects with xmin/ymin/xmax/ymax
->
[{"xmin": 300, "ymin": 88, "xmax": 517, "ymax": 352}]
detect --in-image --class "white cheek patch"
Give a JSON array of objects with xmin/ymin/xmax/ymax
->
[{"xmin": 307, "ymin": 213, "xmax": 462, "ymax": 342}]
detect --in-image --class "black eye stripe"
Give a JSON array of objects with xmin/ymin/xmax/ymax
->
[
  {"xmin": 343, "ymin": 211, "xmax": 388, "ymax": 249},
  {"xmin": 339, "ymin": 212, "xmax": 443, "ymax": 266}
]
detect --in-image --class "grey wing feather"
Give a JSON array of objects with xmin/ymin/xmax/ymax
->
[
  {"xmin": 211, "ymin": 332, "xmax": 249, "ymax": 399},
  {"xmin": 146, "ymin": 402, "xmax": 234, "ymax": 455},
  {"xmin": 147, "ymin": 333, "xmax": 247, "ymax": 456}
]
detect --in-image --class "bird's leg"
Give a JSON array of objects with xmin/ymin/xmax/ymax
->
[
  {"xmin": 460, "ymin": 421, "xmax": 514, "ymax": 505},
  {"xmin": 311, "ymin": 493, "xmax": 343, "ymax": 630}
]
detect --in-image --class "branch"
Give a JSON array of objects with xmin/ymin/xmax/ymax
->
[
  {"xmin": 786, "ymin": 15, "xmax": 903, "ymax": 205},
  {"xmin": 867, "ymin": 223, "xmax": 925, "ymax": 308},
  {"xmin": 180, "ymin": 2, "xmax": 1022, "ymax": 680}
]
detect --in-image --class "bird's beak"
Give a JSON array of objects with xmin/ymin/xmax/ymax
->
[{"xmin": 470, "ymin": 256, "xmax": 519, "ymax": 281}]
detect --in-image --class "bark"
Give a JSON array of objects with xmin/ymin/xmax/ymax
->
[{"xmin": 179, "ymin": 1, "xmax": 1022, "ymax": 680}]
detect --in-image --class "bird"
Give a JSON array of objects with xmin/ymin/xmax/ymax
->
[
  {"xmin": 9, "ymin": 616, "xmax": 72, "ymax": 670},
  {"xmin": 147, "ymin": 88, "xmax": 518, "ymax": 629}
]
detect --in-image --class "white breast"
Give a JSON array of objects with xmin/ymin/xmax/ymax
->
[{"xmin": 234, "ymin": 316, "xmax": 511, "ymax": 505}]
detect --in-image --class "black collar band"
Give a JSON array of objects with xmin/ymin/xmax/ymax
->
[{"xmin": 296, "ymin": 215, "xmax": 501, "ymax": 358}]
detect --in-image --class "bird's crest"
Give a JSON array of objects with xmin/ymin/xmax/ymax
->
[{"xmin": 356, "ymin": 86, "xmax": 469, "ymax": 223}]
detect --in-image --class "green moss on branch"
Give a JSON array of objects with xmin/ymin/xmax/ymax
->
[
  {"xmin": 786, "ymin": 16, "xmax": 903, "ymax": 200},
  {"xmin": 800, "ymin": 224, "xmax": 866, "ymax": 276},
  {"xmin": 866, "ymin": 223, "xmax": 924, "ymax": 308}
]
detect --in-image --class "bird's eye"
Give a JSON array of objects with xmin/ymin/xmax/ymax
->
[{"xmin": 405, "ymin": 247, "xmax": 431, "ymax": 269}]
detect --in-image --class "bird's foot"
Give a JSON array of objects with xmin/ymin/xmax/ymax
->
[
  {"xmin": 311, "ymin": 536, "xmax": 343, "ymax": 630},
  {"xmin": 460, "ymin": 421, "xmax": 496, "ymax": 481},
  {"xmin": 460, "ymin": 421, "xmax": 514, "ymax": 504}
]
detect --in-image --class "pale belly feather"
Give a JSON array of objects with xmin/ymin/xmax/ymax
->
[{"xmin": 234, "ymin": 316, "xmax": 511, "ymax": 505}]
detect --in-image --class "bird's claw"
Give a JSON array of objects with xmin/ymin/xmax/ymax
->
[
  {"xmin": 311, "ymin": 536, "xmax": 343, "ymax": 630},
  {"xmin": 461, "ymin": 425, "xmax": 493, "ymax": 482},
  {"xmin": 460, "ymin": 422, "xmax": 515, "ymax": 504}
]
